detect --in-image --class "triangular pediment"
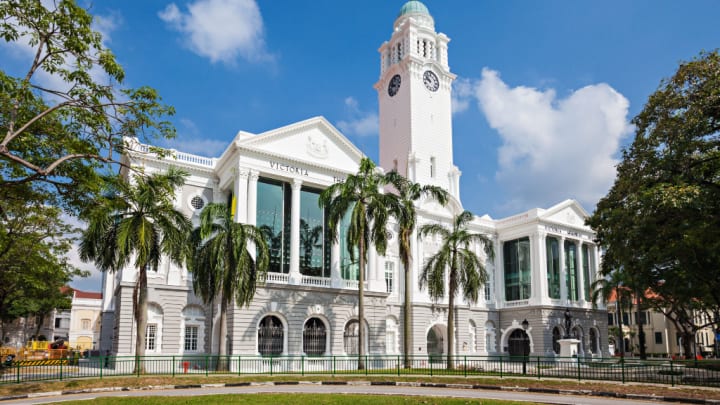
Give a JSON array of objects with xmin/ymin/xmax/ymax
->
[
  {"xmin": 239, "ymin": 116, "xmax": 364, "ymax": 173},
  {"xmin": 540, "ymin": 199, "xmax": 590, "ymax": 228}
]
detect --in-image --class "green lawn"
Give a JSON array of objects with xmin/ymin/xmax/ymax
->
[{"xmin": 57, "ymin": 393, "xmax": 540, "ymax": 404}]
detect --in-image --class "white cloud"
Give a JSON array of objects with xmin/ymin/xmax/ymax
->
[
  {"xmin": 336, "ymin": 97, "xmax": 378, "ymax": 137},
  {"xmin": 162, "ymin": 118, "xmax": 228, "ymax": 157},
  {"xmin": 452, "ymin": 78, "xmax": 473, "ymax": 115},
  {"xmin": 473, "ymin": 68, "xmax": 633, "ymax": 212},
  {"xmin": 159, "ymin": 0, "xmax": 271, "ymax": 64},
  {"xmin": 60, "ymin": 215, "xmax": 104, "ymax": 293}
]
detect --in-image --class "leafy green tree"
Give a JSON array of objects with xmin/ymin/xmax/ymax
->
[
  {"xmin": 79, "ymin": 168, "xmax": 191, "ymax": 364},
  {"xmin": 588, "ymin": 50, "xmax": 720, "ymax": 357},
  {"xmin": 418, "ymin": 210, "xmax": 493, "ymax": 369},
  {"xmin": 320, "ymin": 158, "xmax": 400, "ymax": 369},
  {"xmin": 0, "ymin": 186, "xmax": 84, "ymax": 328},
  {"xmin": 591, "ymin": 270, "xmax": 631, "ymax": 357},
  {"xmin": 385, "ymin": 171, "xmax": 448, "ymax": 368},
  {"xmin": 188, "ymin": 203, "xmax": 269, "ymax": 363},
  {"xmin": 0, "ymin": 0, "xmax": 175, "ymax": 210}
]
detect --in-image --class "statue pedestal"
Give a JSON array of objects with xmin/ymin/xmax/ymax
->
[{"xmin": 558, "ymin": 339, "xmax": 580, "ymax": 358}]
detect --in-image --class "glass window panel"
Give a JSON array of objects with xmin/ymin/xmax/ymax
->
[
  {"xmin": 582, "ymin": 245, "xmax": 591, "ymax": 301},
  {"xmin": 546, "ymin": 237, "xmax": 561, "ymax": 299},
  {"xmin": 257, "ymin": 179, "xmax": 288, "ymax": 273},
  {"xmin": 300, "ymin": 188, "xmax": 327, "ymax": 277},
  {"xmin": 184, "ymin": 326, "xmax": 198, "ymax": 351},
  {"xmin": 340, "ymin": 207, "xmax": 360, "ymax": 280},
  {"xmin": 504, "ymin": 237, "xmax": 531, "ymax": 301}
]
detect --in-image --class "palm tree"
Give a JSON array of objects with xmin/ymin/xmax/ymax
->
[
  {"xmin": 319, "ymin": 157, "xmax": 400, "ymax": 369},
  {"xmin": 418, "ymin": 210, "xmax": 493, "ymax": 370},
  {"xmin": 385, "ymin": 171, "xmax": 448, "ymax": 369},
  {"xmin": 188, "ymin": 203, "xmax": 269, "ymax": 366},
  {"xmin": 80, "ymin": 168, "xmax": 192, "ymax": 367},
  {"xmin": 590, "ymin": 270, "xmax": 630, "ymax": 358}
]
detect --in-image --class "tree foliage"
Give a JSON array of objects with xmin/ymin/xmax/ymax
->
[
  {"xmin": 419, "ymin": 210, "xmax": 493, "ymax": 369},
  {"xmin": 79, "ymin": 168, "xmax": 191, "ymax": 362},
  {"xmin": 0, "ymin": 0, "xmax": 175, "ymax": 210},
  {"xmin": 320, "ymin": 157, "xmax": 401, "ymax": 369},
  {"xmin": 588, "ymin": 50, "xmax": 720, "ymax": 356},
  {"xmin": 385, "ymin": 170, "xmax": 448, "ymax": 368},
  {"xmin": 188, "ymin": 203, "xmax": 269, "ymax": 360}
]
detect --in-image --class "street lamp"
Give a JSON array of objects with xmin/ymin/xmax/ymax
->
[{"xmin": 521, "ymin": 319, "xmax": 529, "ymax": 375}]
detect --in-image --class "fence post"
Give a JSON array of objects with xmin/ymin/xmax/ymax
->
[
  {"xmin": 429, "ymin": 356, "xmax": 433, "ymax": 377},
  {"xmin": 332, "ymin": 356, "xmax": 335, "ymax": 376},
  {"xmin": 270, "ymin": 355, "xmax": 273, "ymax": 376},
  {"xmin": 238, "ymin": 356, "xmax": 242, "ymax": 376},
  {"xmin": 576, "ymin": 355, "xmax": 581, "ymax": 381},
  {"xmin": 464, "ymin": 356, "xmax": 468, "ymax": 378},
  {"xmin": 16, "ymin": 362, "xmax": 20, "ymax": 384},
  {"xmin": 301, "ymin": 356, "xmax": 304, "ymax": 376},
  {"xmin": 499, "ymin": 356, "xmax": 503, "ymax": 378},
  {"xmin": 397, "ymin": 355, "xmax": 401, "ymax": 377},
  {"xmin": 365, "ymin": 355, "xmax": 368, "ymax": 376},
  {"xmin": 670, "ymin": 359, "xmax": 675, "ymax": 387},
  {"xmin": 536, "ymin": 356, "xmax": 540, "ymax": 379},
  {"xmin": 205, "ymin": 355, "xmax": 209, "ymax": 377},
  {"xmin": 60, "ymin": 359, "xmax": 63, "ymax": 381},
  {"xmin": 621, "ymin": 356, "xmax": 625, "ymax": 384},
  {"xmin": 136, "ymin": 356, "xmax": 140, "ymax": 378},
  {"xmin": 100, "ymin": 356, "xmax": 104, "ymax": 380}
]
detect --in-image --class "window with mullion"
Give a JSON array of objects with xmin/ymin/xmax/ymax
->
[
  {"xmin": 184, "ymin": 326, "xmax": 198, "ymax": 351},
  {"xmin": 546, "ymin": 237, "xmax": 560, "ymax": 299},
  {"xmin": 565, "ymin": 241, "xmax": 579, "ymax": 301},
  {"xmin": 503, "ymin": 237, "xmax": 531, "ymax": 301}
]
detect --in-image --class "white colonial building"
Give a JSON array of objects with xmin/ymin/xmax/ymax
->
[{"xmin": 100, "ymin": 1, "xmax": 608, "ymax": 361}]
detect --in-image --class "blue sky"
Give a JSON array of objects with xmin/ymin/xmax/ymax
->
[{"xmin": 3, "ymin": 1, "xmax": 719, "ymax": 291}]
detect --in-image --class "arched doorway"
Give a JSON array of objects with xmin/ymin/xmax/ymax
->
[
  {"xmin": 508, "ymin": 329, "xmax": 530, "ymax": 358},
  {"xmin": 426, "ymin": 325, "xmax": 445, "ymax": 363}
]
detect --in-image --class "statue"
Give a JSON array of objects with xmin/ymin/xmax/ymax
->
[{"xmin": 563, "ymin": 308, "xmax": 572, "ymax": 339}]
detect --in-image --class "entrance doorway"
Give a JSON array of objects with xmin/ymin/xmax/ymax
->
[
  {"xmin": 508, "ymin": 329, "xmax": 530, "ymax": 358},
  {"xmin": 426, "ymin": 325, "xmax": 445, "ymax": 363}
]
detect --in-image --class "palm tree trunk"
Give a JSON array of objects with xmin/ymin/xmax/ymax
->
[
  {"xmin": 134, "ymin": 266, "xmax": 148, "ymax": 373},
  {"xmin": 616, "ymin": 299, "xmax": 624, "ymax": 358},
  {"xmin": 635, "ymin": 292, "xmax": 647, "ymax": 360},
  {"xmin": 358, "ymin": 237, "xmax": 366, "ymax": 370},
  {"xmin": 217, "ymin": 300, "xmax": 228, "ymax": 371},
  {"xmin": 447, "ymin": 271, "xmax": 456, "ymax": 370},
  {"xmin": 403, "ymin": 256, "xmax": 412, "ymax": 369}
]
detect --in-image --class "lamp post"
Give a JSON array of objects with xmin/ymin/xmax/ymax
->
[{"xmin": 521, "ymin": 319, "xmax": 529, "ymax": 375}]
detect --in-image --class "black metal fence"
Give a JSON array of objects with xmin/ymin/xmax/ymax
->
[{"xmin": 1, "ymin": 354, "xmax": 719, "ymax": 388}]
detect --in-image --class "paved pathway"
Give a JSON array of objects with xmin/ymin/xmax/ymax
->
[{"xmin": 4, "ymin": 383, "xmax": 668, "ymax": 405}]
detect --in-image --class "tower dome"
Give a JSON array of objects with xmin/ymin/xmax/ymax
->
[
  {"xmin": 398, "ymin": 1, "xmax": 430, "ymax": 18},
  {"xmin": 394, "ymin": 1, "xmax": 434, "ymax": 30}
]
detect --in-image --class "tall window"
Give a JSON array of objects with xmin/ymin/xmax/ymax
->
[
  {"xmin": 468, "ymin": 320, "xmax": 477, "ymax": 353},
  {"xmin": 582, "ymin": 245, "xmax": 591, "ymax": 301},
  {"xmin": 300, "ymin": 188, "xmax": 330, "ymax": 277},
  {"xmin": 504, "ymin": 237, "xmax": 531, "ymax": 301},
  {"xmin": 384, "ymin": 261, "xmax": 394, "ymax": 293},
  {"xmin": 655, "ymin": 332, "xmax": 663, "ymax": 344},
  {"xmin": 546, "ymin": 237, "xmax": 560, "ymax": 299},
  {"xmin": 146, "ymin": 324, "xmax": 157, "ymax": 351},
  {"xmin": 344, "ymin": 320, "xmax": 360, "ymax": 355},
  {"xmin": 258, "ymin": 316, "xmax": 284, "ymax": 356},
  {"xmin": 552, "ymin": 326, "xmax": 561, "ymax": 354},
  {"xmin": 340, "ymin": 208, "xmax": 360, "ymax": 281},
  {"xmin": 565, "ymin": 241, "xmax": 579, "ymax": 301},
  {"xmin": 589, "ymin": 328, "xmax": 599, "ymax": 354},
  {"xmin": 184, "ymin": 326, "xmax": 198, "ymax": 351},
  {"xmin": 303, "ymin": 318, "xmax": 326, "ymax": 356},
  {"xmin": 81, "ymin": 319, "xmax": 91, "ymax": 330},
  {"xmin": 257, "ymin": 179, "xmax": 290, "ymax": 273}
]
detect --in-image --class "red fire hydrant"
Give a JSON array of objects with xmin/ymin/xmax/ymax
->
[{"xmin": 182, "ymin": 361, "xmax": 189, "ymax": 374}]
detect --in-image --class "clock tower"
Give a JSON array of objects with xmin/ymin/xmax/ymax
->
[{"xmin": 375, "ymin": 1, "xmax": 461, "ymax": 198}]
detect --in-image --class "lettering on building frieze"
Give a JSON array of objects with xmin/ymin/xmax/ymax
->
[
  {"xmin": 269, "ymin": 161, "xmax": 309, "ymax": 176},
  {"xmin": 544, "ymin": 225, "xmax": 582, "ymax": 238},
  {"xmin": 333, "ymin": 176, "xmax": 346, "ymax": 183}
]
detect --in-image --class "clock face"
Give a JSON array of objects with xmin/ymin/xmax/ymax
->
[
  {"xmin": 388, "ymin": 74, "xmax": 401, "ymax": 97},
  {"xmin": 423, "ymin": 70, "xmax": 439, "ymax": 92}
]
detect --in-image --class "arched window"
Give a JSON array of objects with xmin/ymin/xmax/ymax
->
[
  {"xmin": 552, "ymin": 326, "xmax": 561, "ymax": 355},
  {"xmin": 468, "ymin": 320, "xmax": 477, "ymax": 353},
  {"xmin": 589, "ymin": 328, "xmax": 599, "ymax": 354},
  {"xmin": 485, "ymin": 321, "xmax": 496, "ymax": 353},
  {"xmin": 303, "ymin": 318, "xmax": 327, "ymax": 356},
  {"xmin": 144, "ymin": 303, "xmax": 164, "ymax": 353},
  {"xmin": 386, "ymin": 317, "xmax": 399, "ymax": 354},
  {"xmin": 258, "ymin": 315, "xmax": 284, "ymax": 356},
  {"xmin": 344, "ymin": 320, "xmax": 360, "ymax": 355},
  {"xmin": 182, "ymin": 305, "xmax": 206, "ymax": 353}
]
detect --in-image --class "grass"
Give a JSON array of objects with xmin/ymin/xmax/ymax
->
[{"xmin": 56, "ymin": 393, "xmax": 541, "ymax": 404}]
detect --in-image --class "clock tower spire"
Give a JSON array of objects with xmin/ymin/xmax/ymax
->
[{"xmin": 375, "ymin": 1, "xmax": 461, "ymax": 198}]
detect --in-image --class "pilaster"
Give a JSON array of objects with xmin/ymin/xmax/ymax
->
[{"xmin": 289, "ymin": 179, "xmax": 302, "ymax": 284}]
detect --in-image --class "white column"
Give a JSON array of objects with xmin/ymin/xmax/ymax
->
[
  {"xmin": 536, "ymin": 231, "xmax": 549, "ymax": 306},
  {"xmin": 247, "ymin": 171, "xmax": 259, "ymax": 226},
  {"xmin": 559, "ymin": 236, "xmax": 567, "ymax": 304},
  {"xmin": 494, "ymin": 237, "xmax": 503, "ymax": 306},
  {"xmin": 331, "ymin": 232, "xmax": 341, "ymax": 288},
  {"xmin": 529, "ymin": 233, "xmax": 540, "ymax": 305},
  {"xmin": 289, "ymin": 179, "xmax": 302, "ymax": 284},
  {"xmin": 234, "ymin": 168, "xmax": 249, "ymax": 223},
  {"xmin": 577, "ymin": 241, "xmax": 586, "ymax": 305},
  {"xmin": 368, "ymin": 246, "xmax": 381, "ymax": 291}
]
